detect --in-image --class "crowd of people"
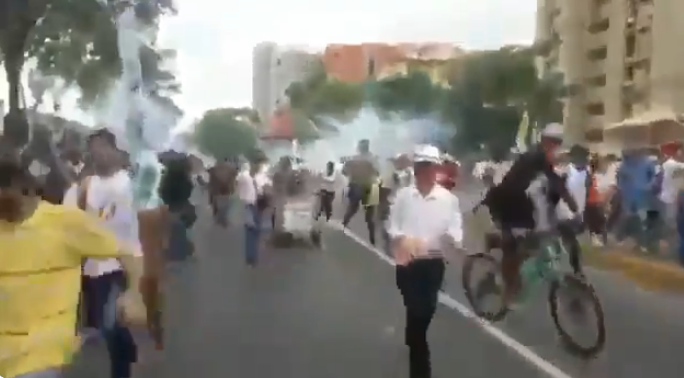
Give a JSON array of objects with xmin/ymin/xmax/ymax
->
[
  {"xmin": 0, "ymin": 128, "xmax": 197, "ymax": 378},
  {"xmin": 473, "ymin": 127, "xmax": 684, "ymax": 267}
]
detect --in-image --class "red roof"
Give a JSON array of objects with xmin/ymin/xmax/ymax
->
[{"xmin": 261, "ymin": 108, "xmax": 294, "ymax": 140}]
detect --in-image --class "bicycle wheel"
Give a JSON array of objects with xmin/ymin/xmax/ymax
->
[
  {"xmin": 462, "ymin": 253, "xmax": 508, "ymax": 321},
  {"xmin": 548, "ymin": 274, "xmax": 606, "ymax": 358}
]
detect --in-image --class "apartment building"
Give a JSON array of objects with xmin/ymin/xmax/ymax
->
[
  {"xmin": 252, "ymin": 43, "xmax": 319, "ymax": 124},
  {"xmin": 252, "ymin": 42, "xmax": 277, "ymax": 124},
  {"xmin": 536, "ymin": 0, "xmax": 684, "ymax": 144},
  {"xmin": 322, "ymin": 43, "xmax": 460, "ymax": 85}
]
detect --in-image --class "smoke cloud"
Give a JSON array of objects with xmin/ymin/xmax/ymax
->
[{"xmin": 292, "ymin": 108, "xmax": 454, "ymax": 173}]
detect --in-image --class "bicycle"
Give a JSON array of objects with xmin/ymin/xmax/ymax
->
[{"xmin": 462, "ymin": 206, "xmax": 606, "ymax": 357}]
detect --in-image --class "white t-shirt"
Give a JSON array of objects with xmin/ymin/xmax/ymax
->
[
  {"xmin": 63, "ymin": 170, "xmax": 142, "ymax": 277},
  {"xmin": 320, "ymin": 169, "xmax": 343, "ymax": 192},
  {"xmin": 236, "ymin": 170, "xmax": 272, "ymax": 204},
  {"xmin": 659, "ymin": 158, "xmax": 684, "ymax": 204}
]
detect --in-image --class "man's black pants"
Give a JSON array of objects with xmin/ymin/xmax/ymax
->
[{"xmin": 396, "ymin": 258, "xmax": 445, "ymax": 378}]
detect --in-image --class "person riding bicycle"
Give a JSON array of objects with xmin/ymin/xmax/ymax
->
[{"xmin": 482, "ymin": 123, "xmax": 581, "ymax": 306}]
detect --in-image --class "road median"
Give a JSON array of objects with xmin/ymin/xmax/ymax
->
[{"xmin": 583, "ymin": 245, "xmax": 684, "ymax": 293}]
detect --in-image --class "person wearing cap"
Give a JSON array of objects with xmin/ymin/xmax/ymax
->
[
  {"xmin": 387, "ymin": 144, "xmax": 463, "ymax": 378},
  {"xmin": 482, "ymin": 123, "xmax": 580, "ymax": 306}
]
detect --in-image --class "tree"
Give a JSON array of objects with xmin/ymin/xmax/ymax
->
[
  {"xmin": 28, "ymin": 1, "xmax": 179, "ymax": 107},
  {"xmin": 443, "ymin": 45, "xmax": 565, "ymax": 155},
  {"xmin": 193, "ymin": 108, "xmax": 258, "ymax": 160},
  {"xmin": 1, "ymin": 0, "xmax": 179, "ymax": 148},
  {"xmin": 371, "ymin": 70, "xmax": 444, "ymax": 117},
  {"xmin": 286, "ymin": 59, "xmax": 364, "ymax": 121}
]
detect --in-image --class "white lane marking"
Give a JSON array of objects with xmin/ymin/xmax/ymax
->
[{"xmin": 326, "ymin": 220, "xmax": 574, "ymax": 378}]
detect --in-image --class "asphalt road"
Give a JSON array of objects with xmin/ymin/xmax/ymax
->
[{"xmin": 65, "ymin": 186, "xmax": 684, "ymax": 378}]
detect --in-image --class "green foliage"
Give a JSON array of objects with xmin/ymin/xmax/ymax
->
[
  {"xmin": 290, "ymin": 110, "xmax": 319, "ymax": 143},
  {"xmin": 15, "ymin": 0, "xmax": 180, "ymax": 108},
  {"xmin": 193, "ymin": 108, "xmax": 258, "ymax": 160},
  {"xmin": 286, "ymin": 59, "xmax": 364, "ymax": 120},
  {"xmin": 285, "ymin": 45, "xmax": 564, "ymax": 156},
  {"xmin": 371, "ymin": 70, "xmax": 444, "ymax": 116}
]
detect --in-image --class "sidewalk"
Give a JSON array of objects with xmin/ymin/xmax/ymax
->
[{"xmin": 583, "ymin": 244, "xmax": 684, "ymax": 293}]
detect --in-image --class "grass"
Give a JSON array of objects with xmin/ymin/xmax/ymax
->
[{"xmin": 582, "ymin": 243, "xmax": 684, "ymax": 294}]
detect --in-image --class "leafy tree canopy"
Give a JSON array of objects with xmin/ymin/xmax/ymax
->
[
  {"xmin": 1, "ymin": 0, "xmax": 180, "ymax": 110},
  {"xmin": 193, "ymin": 108, "xmax": 258, "ymax": 160}
]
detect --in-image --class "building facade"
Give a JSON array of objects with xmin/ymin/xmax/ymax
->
[
  {"xmin": 536, "ymin": 0, "xmax": 684, "ymax": 144},
  {"xmin": 252, "ymin": 43, "xmax": 318, "ymax": 125},
  {"xmin": 252, "ymin": 42, "xmax": 277, "ymax": 124},
  {"xmin": 322, "ymin": 43, "xmax": 461, "ymax": 86}
]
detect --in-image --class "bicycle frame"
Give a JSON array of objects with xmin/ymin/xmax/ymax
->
[{"xmin": 518, "ymin": 236, "xmax": 567, "ymax": 300}]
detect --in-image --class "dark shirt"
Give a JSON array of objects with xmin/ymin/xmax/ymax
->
[{"xmin": 488, "ymin": 146, "xmax": 578, "ymax": 213}]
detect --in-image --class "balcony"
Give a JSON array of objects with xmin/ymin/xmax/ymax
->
[
  {"xmin": 636, "ymin": 3, "xmax": 654, "ymax": 31},
  {"xmin": 585, "ymin": 32, "xmax": 607, "ymax": 52},
  {"xmin": 585, "ymin": 60, "xmax": 605, "ymax": 78},
  {"xmin": 586, "ymin": 86, "xmax": 606, "ymax": 106},
  {"xmin": 634, "ymin": 33, "xmax": 652, "ymax": 60}
]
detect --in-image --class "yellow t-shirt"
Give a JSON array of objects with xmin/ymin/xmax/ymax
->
[{"xmin": 0, "ymin": 201, "xmax": 123, "ymax": 378}]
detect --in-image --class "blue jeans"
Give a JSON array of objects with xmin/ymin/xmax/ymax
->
[
  {"xmin": 81, "ymin": 271, "xmax": 136, "ymax": 378},
  {"xmin": 244, "ymin": 205, "xmax": 262, "ymax": 265}
]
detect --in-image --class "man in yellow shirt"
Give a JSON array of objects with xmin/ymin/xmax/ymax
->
[{"xmin": 0, "ymin": 157, "xmax": 142, "ymax": 378}]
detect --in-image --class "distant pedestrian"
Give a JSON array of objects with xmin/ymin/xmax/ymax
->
[{"xmin": 236, "ymin": 159, "xmax": 272, "ymax": 266}]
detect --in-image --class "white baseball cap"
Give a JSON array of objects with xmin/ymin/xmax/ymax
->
[
  {"xmin": 541, "ymin": 122, "xmax": 564, "ymax": 140},
  {"xmin": 413, "ymin": 144, "xmax": 442, "ymax": 164}
]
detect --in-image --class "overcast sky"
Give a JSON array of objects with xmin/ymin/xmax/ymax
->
[{"xmin": 0, "ymin": 0, "xmax": 537, "ymax": 128}]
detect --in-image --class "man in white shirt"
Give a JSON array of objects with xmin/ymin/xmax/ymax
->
[
  {"xmin": 236, "ymin": 159, "xmax": 272, "ymax": 266},
  {"xmin": 62, "ymin": 129, "xmax": 141, "ymax": 378},
  {"xmin": 386, "ymin": 144, "xmax": 463, "ymax": 378},
  {"xmin": 659, "ymin": 145, "xmax": 684, "ymax": 227}
]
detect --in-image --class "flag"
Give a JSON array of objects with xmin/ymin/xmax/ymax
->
[{"xmin": 515, "ymin": 111, "xmax": 530, "ymax": 153}]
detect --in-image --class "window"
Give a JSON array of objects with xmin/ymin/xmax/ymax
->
[
  {"xmin": 588, "ymin": 18, "xmax": 609, "ymax": 33},
  {"xmin": 625, "ymin": 65, "xmax": 635, "ymax": 81},
  {"xmin": 586, "ymin": 102, "xmax": 605, "ymax": 116},
  {"xmin": 586, "ymin": 75, "xmax": 606, "ymax": 86},
  {"xmin": 625, "ymin": 34, "xmax": 636, "ymax": 57},
  {"xmin": 587, "ymin": 47, "xmax": 607, "ymax": 60},
  {"xmin": 622, "ymin": 101, "xmax": 633, "ymax": 118}
]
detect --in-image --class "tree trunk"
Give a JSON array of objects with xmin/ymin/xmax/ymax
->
[{"xmin": 1, "ymin": 34, "xmax": 28, "ymax": 148}]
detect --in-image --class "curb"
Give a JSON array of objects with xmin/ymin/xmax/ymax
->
[{"xmin": 583, "ymin": 246, "xmax": 684, "ymax": 294}]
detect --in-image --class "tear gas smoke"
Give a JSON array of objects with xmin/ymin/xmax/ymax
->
[{"xmin": 267, "ymin": 108, "xmax": 454, "ymax": 173}]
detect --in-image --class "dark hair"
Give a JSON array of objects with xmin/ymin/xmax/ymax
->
[
  {"xmin": 158, "ymin": 157, "xmax": 193, "ymax": 207},
  {"xmin": 326, "ymin": 161, "xmax": 334, "ymax": 175},
  {"xmin": 87, "ymin": 128, "xmax": 117, "ymax": 148},
  {"xmin": 0, "ymin": 155, "xmax": 41, "ymax": 195}
]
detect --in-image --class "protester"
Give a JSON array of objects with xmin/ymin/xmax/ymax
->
[
  {"xmin": 0, "ymin": 155, "xmax": 144, "ymax": 378},
  {"xmin": 318, "ymin": 161, "xmax": 342, "ymax": 221},
  {"xmin": 586, "ymin": 155, "xmax": 607, "ymax": 245},
  {"xmin": 236, "ymin": 158, "xmax": 272, "ymax": 266},
  {"xmin": 157, "ymin": 156, "xmax": 198, "ymax": 365},
  {"xmin": 62, "ymin": 129, "xmax": 141, "ymax": 377},
  {"xmin": 387, "ymin": 144, "xmax": 463, "ymax": 378},
  {"xmin": 158, "ymin": 157, "xmax": 196, "ymax": 263},
  {"xmin": 209, "ymin": 158, "xmax": 236, "ymax": 227},
  {"xmin": 658, "ymin": 142, "xmax": 684, "ymax": 248},
  {"xmin": 615, "ymin": 148, "xmax": 658, "ymax": 252},
  {"xmin": 342, "ymin": 139, "xmax": 379, "ymax": 245}
]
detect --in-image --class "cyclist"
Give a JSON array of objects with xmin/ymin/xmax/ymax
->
[{"xmin": 482, "ymin": 123, "xmax": 581, "ymax": 306}]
